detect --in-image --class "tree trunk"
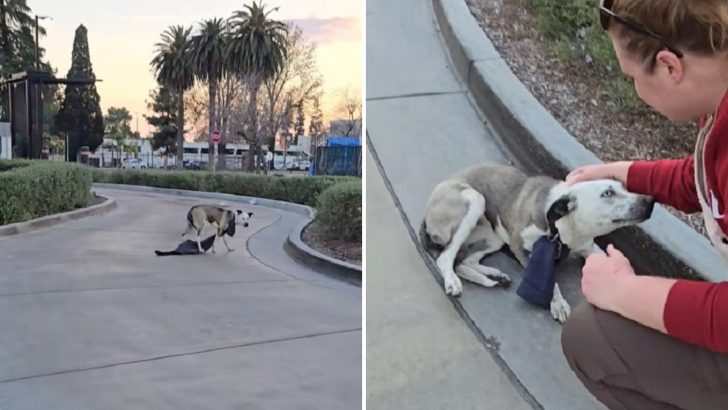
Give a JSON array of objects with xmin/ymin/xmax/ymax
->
[
  {"xmin": 248, "ymin": 75, "xmax": 261, "ymax": 173},
  {"xmin": 221, "ymin": 104, "xmax": 230, "ymax": 168},
  {"xmin": 176, "ymin": 88, "xmax": 184, "ymax": 170},
  {"xmin": 267, "ymin": 97, "xmax": 276, "ymax": 169},
  {"xmin": 208, "ymin": 79, "xmax": 219, "ymax": 169}
]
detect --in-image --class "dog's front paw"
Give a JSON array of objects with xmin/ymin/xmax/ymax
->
[
  {"xmin": 550, "ymin": 297, "xmax": 571, "ymax": 324},
  {"xmin": 227, "ymin": 248, "xmax": 235, "ymax": 252},
  {"xmin": 444, "ymin": 274, "xmax": 462, "ymax": 297}
]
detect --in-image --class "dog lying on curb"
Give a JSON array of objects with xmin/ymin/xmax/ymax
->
[
  {"xmin": 419, "ymin": 164, "xmax": 655, "ymax": 322},
  {"xmin": 181, "ymin": 205, "xmax": 253, "ymax": 253}
]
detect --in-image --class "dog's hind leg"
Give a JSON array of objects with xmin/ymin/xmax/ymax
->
[
  {"xmin": 455, "ymin": 264, "xmax": 499, "ymax": 287},
  {"xmin": 196, "ymin": 228, "xmax": 206, "ymax": 253},
  {"xmin": 436, "ymin": 188, "xmax": 484, "ymax": 297},
  {"xmin": 458, "ymin": 249, "xmax": 512, "ymax": 288}
]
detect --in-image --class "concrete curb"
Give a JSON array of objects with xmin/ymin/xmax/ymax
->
[
  {"xmin": 284, "ymin": 220, "xmax": 363, "ymax": 286},
  {"xmin": 0, "ymin": 195, "xmax": 117, "ymax": 238},
  {"xmin": 93, "ymin": 183, "xmax": 362, "ymax": 282},
  {"xmin": 93, "ymin": 183, "xmax": 313, "ymax": 217},
  {"xmin": 433, "ymin": 0, "xmax": 726, "ymax": 282}
]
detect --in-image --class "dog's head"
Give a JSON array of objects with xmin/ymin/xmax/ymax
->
[
  {"xmin": 235, "ymin": 210, "xmax": 254, "ymax": 227},
  {"xmin": 549, "ymin": 180, "xmax": 655, "ymax": 239}
]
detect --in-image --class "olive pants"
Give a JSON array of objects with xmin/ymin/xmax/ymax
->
[{"xmin": 561, "ymin": 303, "xmax": 728, "ymax": 410}]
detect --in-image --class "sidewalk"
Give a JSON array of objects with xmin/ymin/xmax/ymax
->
[{"xmin": 366, "ymin": 150, "xmax": 531, "ymax": 410}]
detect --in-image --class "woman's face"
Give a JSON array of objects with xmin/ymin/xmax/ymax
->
[{"xmin": 610, "ymin": 32, "xmax": 702, "ymax": 122}]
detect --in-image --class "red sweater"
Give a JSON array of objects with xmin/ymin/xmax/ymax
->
[{"xmin": 627, "ymin": 109, "xmax": 728, "ymax": 353}]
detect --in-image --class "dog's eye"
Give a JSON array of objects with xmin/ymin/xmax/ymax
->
[{"xmin": 601, "ymin": 188, "xmax": 615, "ymax": 198}]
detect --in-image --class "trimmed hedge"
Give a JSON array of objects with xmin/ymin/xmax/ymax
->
[
  {"xmin": 313, "ymin": 180, "xmax": 362, "ymax": 242},
  {"xmin": 92, "ymin": 169, "xmax": 358, "ymax": 207},
  {"xmin": 0, "ymin": 159, "xmax": 31, "ymax": 172},
  {"xmin": 0, "ymin": 160, "xmax": 93, "ymax": 225}
]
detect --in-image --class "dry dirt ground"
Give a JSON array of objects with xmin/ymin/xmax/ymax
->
[{"xmin": 301, "ymin": 224, "xmax": 362, "ymax": 265}]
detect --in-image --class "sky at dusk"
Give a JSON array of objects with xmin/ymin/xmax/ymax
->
[{"xmin": 30, "ymin": 0, "xmax": 362, "ymax": 138}]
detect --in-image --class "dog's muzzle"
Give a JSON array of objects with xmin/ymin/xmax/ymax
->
[
  {"xmin": 639, "ymin": 196, "xmax": 656, "ymax": 219},
  {"xmin": 243, "ymin": 222, "xmax": 249, "ymax": 228},
  {"xmin": 623, "ymin": 196, "xmax": 655, "ymax": 223}
]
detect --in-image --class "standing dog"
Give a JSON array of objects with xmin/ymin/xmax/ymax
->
[
  {"xmin": 420, "ymin": 164, "xmax": 654, "ymax": 322},
  {"xmin": 182, "ymin": 205, "xmax": 253, "ymax": 253}
]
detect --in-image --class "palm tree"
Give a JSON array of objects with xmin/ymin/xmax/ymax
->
[
  {"xmin": 190, "ymin": 18, "xmax": 229, "ymax": 170},
  {"xmin": 151, "ymin": 25, "xmax": 195, "ymax": 170},
  {"xmin": 227, "ymin": 1, "xmax": 287, "ymax": 172}
]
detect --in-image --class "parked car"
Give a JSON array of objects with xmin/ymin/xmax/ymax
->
[
  {"xmin": 121, "ymin": 158, "xmax": 148, "ymax": 169},
  {"xmin": 184, "ymin": 159, "xmax": 208, "ymax": 170}
]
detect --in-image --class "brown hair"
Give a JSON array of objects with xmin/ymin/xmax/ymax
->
[{"xmin": 611, "ymin": 0, "xmax": 728, "ymax": 69}]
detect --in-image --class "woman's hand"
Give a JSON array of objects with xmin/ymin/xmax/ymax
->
[
  {"xmin": 581, "ymin": 245, "xmax": 636, "ymax": 313},
  {"xmin": 566, "ymin": 161, "xmax": 632, "ymax": 185}
]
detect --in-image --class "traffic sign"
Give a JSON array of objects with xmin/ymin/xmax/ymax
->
[{"xmin": 211, "ymin": 130, "xmax": 221, "ymax": 144}]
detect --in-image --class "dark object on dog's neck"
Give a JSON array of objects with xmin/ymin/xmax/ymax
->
[
  {"xmin": 517, "ymin": 236, "xmax": 570, "ymax": 309},
  {"xmin": 517, "ymin": 197, "xmax": 572, "ymax": 309}
]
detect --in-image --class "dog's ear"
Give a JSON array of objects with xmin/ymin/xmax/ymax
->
[
  {"xmin": 548, "ymin": 195, "xmax": 576, "ymax": 222},
  {"xmin": 236, "ymin": 209, "xmax": 243, "ymax": 215},
  {"xmin": 248, "ymin": 212, "xmax": 253, "ymax": 217}
]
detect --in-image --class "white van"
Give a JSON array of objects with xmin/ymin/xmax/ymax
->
[{"xmin": 271, "ymin": 148, "xmax": 311, "ymax": 171}]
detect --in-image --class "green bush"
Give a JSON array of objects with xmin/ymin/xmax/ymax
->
[
  {"xmin": 0, "ymin": 159, "xmax": 31, "ymax": 172},
  {"xmin": 0, "ymin": 161, "xmax": 93, "ymax": 225},
  {"xmin": 313, "ymin": 180, "xmax": 362, "ymax": 242},
  {"xmin": 93, "ymin": 169, "xmax": 357, "ymax": 207}
]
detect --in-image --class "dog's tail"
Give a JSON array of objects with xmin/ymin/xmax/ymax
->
[{"xmin": 419, "ymin": 220, "xmax": 445, "ymax": 259}]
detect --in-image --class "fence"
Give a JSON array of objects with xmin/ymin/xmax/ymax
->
[{"xmin": 313, "ymin": 146, "xmax": 362, "ymax": 177}]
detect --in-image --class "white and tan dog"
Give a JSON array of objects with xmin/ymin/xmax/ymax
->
[
  {"xmin": 420, "ymin": 164, "xmax": 654, "ymax": 322},
  {"xmin": 182, "ymin": 205, "xmax": 253, "ymax": 253}
]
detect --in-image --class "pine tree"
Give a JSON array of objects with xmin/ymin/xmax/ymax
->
[{"xmin": 55, "ymin": 24, "xmax": 104, "ymax": 160}]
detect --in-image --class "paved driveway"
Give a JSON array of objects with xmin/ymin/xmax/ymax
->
[{"xmin": 0, "ymin": 188, "xmax": 361, "ymax": 410}]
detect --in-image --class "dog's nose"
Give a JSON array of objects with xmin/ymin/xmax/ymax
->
[
  {"xmin": 244, "ymin": 223, "xmax": 249, "ymax": 227},
  {"xmin": 640, "ymin": 196, "xmax": 656, "ymax": 217}
]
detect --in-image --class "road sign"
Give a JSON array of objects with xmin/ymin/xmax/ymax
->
[{"xmin": 211, "ymin": 130, "xmax": 221, "ymax": 144}]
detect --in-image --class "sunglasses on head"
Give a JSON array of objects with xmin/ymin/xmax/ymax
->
[{"xmin": 599, "ymin": 0, "xmax": 684, "ymax": 58}]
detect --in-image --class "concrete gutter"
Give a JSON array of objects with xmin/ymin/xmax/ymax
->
[
  {"xmin": 0, "ymin": 195, "xmax": 117, "ymax": 238},
  {"xmin": 432, "ymin": 0, "xmax": 726, "ymax": 282},
  {"xmin": 93, "ymin": 183, "xmax": 362, "ymax": 283}
]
